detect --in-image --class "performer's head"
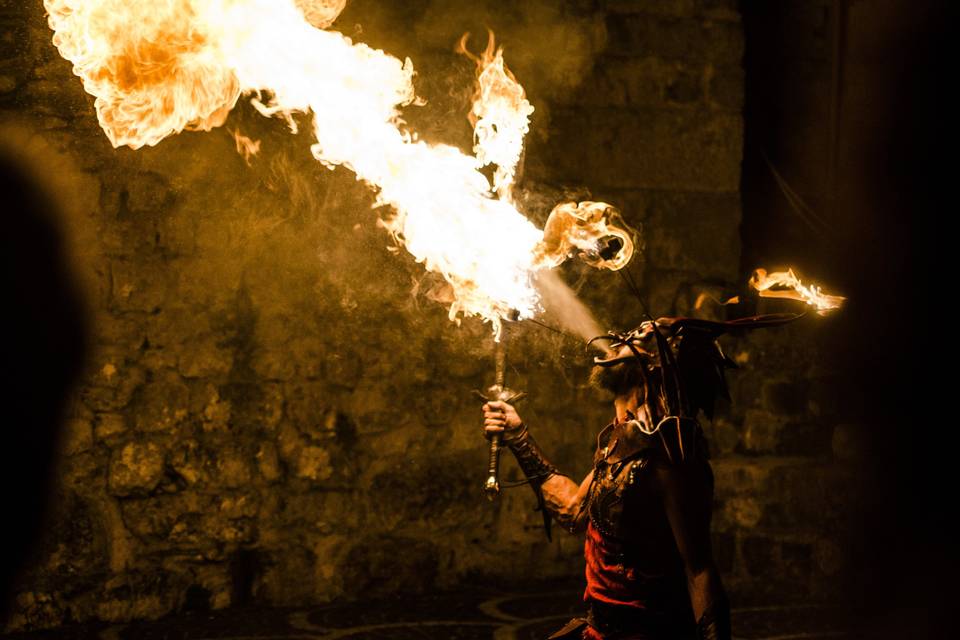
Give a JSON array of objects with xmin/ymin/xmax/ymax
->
[
  {"xmin": 588, "ymin": 318, "xmax": 740, "ymax": 424},
  {"xmin": 589, "ymin": 336, "xmax": 669, "ymax": 421}
]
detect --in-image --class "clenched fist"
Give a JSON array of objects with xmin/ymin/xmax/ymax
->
[{"xmin": 482, "ymin": 400, "xmax": 524, "ymax": 442}]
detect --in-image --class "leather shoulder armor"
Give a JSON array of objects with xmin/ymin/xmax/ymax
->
[
  {"xmin": 594, "ymin": 416, "xmax": 706, "ymax": 468},
  {"xmin": 593, "ymin": 419, "xmax": 659, "ymax": 467}
]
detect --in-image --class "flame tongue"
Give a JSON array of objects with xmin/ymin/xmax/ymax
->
[
  {"xmin": 459, "ymin": 33, "xmax": 636, "ymax": 276},
  {"xmin": 458, "ymin": 31, "xmax": 534, "ymax": 202},
  {"xmin": 749, "ymin": 268, "xmax": 845, "ymax": 315},
  {"xmin": 45, "ymin": 0, "xmax": 635, "ymax": 337},
  {"xmin": 45, "ymin": 0, "xmax": 242, "ymax": 149},
  {"xmin": 535, "ymin": 201, "xmax": 635, "ymax": 271}
]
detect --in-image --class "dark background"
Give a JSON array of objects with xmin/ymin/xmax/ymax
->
[{"xmin": 742, "ymin": 0, "xmax": 945, "ymax": 635}]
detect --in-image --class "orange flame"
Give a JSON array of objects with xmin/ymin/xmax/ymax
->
[
  {"xmin": 457, "ymin": 31, "xmax": 533, "ymax": 202},
  {"xmin": 294, "ymin": 0, "xmax": 345, "ymax": 29},
  {"xmin": 45, "ymin": 0, "xmax": 635, "ymax": 338},
  {"xmin": 536, "ymin": 201, "xmax": 635, "ymax": 271},
  {"xmin": 459, "ymin": 32, "xmax": 636, "ymax": 273},
  {"xmin": 749, "ymin": 268, "xmax": 845, "ymax": 315}
]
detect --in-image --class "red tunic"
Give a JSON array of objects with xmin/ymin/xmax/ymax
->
[{"xmin": 575, "ymin": 419, "xmax": 702, "ymax": 639}]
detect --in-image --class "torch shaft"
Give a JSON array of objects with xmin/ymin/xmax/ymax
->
[
  {"xmin": 494, "ymin": 333, "xmax": 507, "ymax": 388},
  {"xmin": 485, "ymin": 326, "xmax": 510, "ymax": 499}
]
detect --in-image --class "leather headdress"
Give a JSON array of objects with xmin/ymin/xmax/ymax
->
[{"xmin": 588, "ymin": 312, "xmax": 803, "ymax": 420}]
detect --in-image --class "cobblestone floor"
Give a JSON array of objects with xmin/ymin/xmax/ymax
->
[{"xmin": 1, "ymin": 584, "xmax": 854, "ymax": 640}]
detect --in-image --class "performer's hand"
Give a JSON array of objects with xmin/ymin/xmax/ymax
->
[{"xmin": 482, "ymin": 400, "xmax": 524, "ymax": 442}]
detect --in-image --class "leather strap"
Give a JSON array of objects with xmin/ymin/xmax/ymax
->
[{"xmin": 507, "ymin": 426, "xmax": 561, "ymax": 540}]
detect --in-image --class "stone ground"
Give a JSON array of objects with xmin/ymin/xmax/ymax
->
[{"xmin": 1, "ymin": 581, "xmax": 854, "ymax": 640}]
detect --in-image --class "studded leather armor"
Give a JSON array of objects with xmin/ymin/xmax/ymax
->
[
  {"xmin": 586, "ymin": 416, "xmax": 708, "ymax": 542},
  {"xmin": 580, "ymin": 416, "xmax": 712, "ymax": 638}
]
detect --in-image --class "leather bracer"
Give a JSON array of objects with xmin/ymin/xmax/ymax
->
[
  {"xmin": 506, "ymin": 426, "xmax": 561, "ymax": 541},
  {"xmin": 507, "ymin": 426, "xmax": 560, "ymax": 484}
]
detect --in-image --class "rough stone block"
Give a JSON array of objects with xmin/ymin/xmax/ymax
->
[
  {"xmin": 712, "ymin": 458, "xmax": 772, "ymax": 497},
  {"xmin": 530, "ymin": 108, "xmax": 743, "ymax": 192},
  {"xmin": 94, "ymin": 412, "xmax": 128, "ymax": 442},
  {"xmin": 712, "ymin": 530, "xmax": 737, "ymax": 573},
  {"xmin": 760, "ymin": 378, "xmax": 808, "ymax": 416},
  {"xmin": 814, "ymin": 537, "xmax": 843, "ymax": 577},
  {"xmin": 256, "ymin": 442, "xmax": 282, "ymax": 482},
  {"xmin": 807, "ymin": 375, "xmax": 844, "ymax": 419},
  {"xmin": 707, "ymin": 64, "xmax": 744, "ymax": 110},
  {"xmin": 179, "ymin": 337, "xmax": 234, "ymax": 379},
  {"xmin": 776, "ymin": 420, "xmax": 834, "ymax": 457},
  {"xmin": 642, "ymin": 190, "xmax": 741, "ymax": 277},
  {"xmin": 61, "ymin": 417, "xmax": 94, "ymax": 455},
  {"xmin": 292, "ymin": 445, "xmax": 332, "ymax": 482},
  {"xmin": 125, "ymin": 172, "xmax": 174, "ymax": 214},
  {"xmin": 606, "ymin": 0, "xmax": 740, "ymax": 22},
  {"xmin": 109, "ymin": 259, "xmax": 169, "ymax": 313},
  {"xmin": 168, "ymin": 441, "xmax": 206, "ymax": 487},
  {"xmin": 556, "ymin": 57, "xmax": 707, "ymax": 109},
  {"xmin": 215, "ymin": 445, "xmax": 254, "ymax": 489},
  {"xmin": 340, "ymin": 534, "xmax": 439, "ymax": 599},
  {"xmin": 742, "ymin": 408, "xmax": 787, "ymax": 454},
  {"xmin": 781, "ymin": 540, "xmax": 815, "ymax": 583},
  {"xmin": 109, "ymin": 441, "xmax": 165, "ymax": 496},
  {"xmin": 741, "ymin": 534, "xmax": 776, "ymax": 576},
  {"xmin": 762, "ymin": 463, "xmax": 853, "ymax": 529},
  {"xmin": 831, "ymin": 422, "xmax": 867, "ymax": 462},
  {"xmin": 605, "ymin": 13, "xmax": 742, "ymax": 64},
  {"xmin": 708, "ymin": 416, "xmax": 740, "ymax": 455},
  {"xmin": 131, "ymin": 372, "xmax": 190, "ymax": 433},
  {"xmin": 722, "ymin": 495, "xmax": 763, "ymax": 529}
]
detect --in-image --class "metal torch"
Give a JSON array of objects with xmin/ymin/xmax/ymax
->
[{"xmin": 478, "ymin": 320, "xmax": 526, "ymax": 500}]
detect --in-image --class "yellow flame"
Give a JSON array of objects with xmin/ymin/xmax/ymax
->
[
  {"xmin": 749, "ymin": 268, "xmax": 845, "ymax": 315},
  {"xmin": 457, "ymin": 31, "xmax": 533, "ymax": 202},
  {"xmin": 46, "ymin": 0, "xmax": 241, "ymax": 149},
  {"xmin": 535, "ymin": 201, "xmax": 635, "ymax": 271},
  {"xmin": 45, "ymin": 0, "xmax": 634, "ymax": 337},
  {"xmin": 294, "ymin": 0, "xmax": 345, "ymax": 29},
  {"xmin": 459, "ymin": 33, "xmax": 636, "ymax": 274}
]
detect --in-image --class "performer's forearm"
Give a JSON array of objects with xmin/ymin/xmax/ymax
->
[
  {"xmin": 688, "ymin": 567, "xmax": 730, "ymax": 640},
  {"xmin": 506, "ymin": 426, "xmax": 590, "ymax": 534},
  {"xmin": 540, "ymin": 471, "xmax": 591, "ymax": 533}
]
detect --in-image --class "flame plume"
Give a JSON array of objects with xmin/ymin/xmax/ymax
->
[
  {"xmin": 457, "ymin": 31, "xmax": 533, "ymax": 203},
  {"xmin": 749, "ymin": 268, "xmax": 845, "ymax": 315},
  {"xmin": 458, "ymin": 32, "xmax": 636, "ymax": 275},
  {"xmin": 45, "ymin": 0, "xmax": 635, "ymax": 338},
  {"xmin": 536, "ymin": 201, "xmax": 635, "ymax": 271}
]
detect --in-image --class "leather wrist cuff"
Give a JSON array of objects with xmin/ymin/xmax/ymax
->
[
  {"xmin": 696, "ymin": 596, "xmax": 731, "ymax": 640},
  {"xmin": 507, "ymin": 426, "xmax": 559, "ymax": 485}
]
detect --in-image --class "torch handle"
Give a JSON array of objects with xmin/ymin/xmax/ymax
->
[{"xmin": 484, "ymin": 432, "xmax": 502, "ymax": 499}]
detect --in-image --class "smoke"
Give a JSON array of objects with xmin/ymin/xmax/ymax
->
[{"xmin": 534, "ymin": 270, "xmax": 605, "ymax": 348}]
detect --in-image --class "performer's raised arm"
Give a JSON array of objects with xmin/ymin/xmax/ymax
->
[
  {"xmin": 482, "ymin": 400, "xmax": 592, "ymax": 536},
  {"xmin": 654, "ymin": 459, "xmax": 731, "ymax": 640}
]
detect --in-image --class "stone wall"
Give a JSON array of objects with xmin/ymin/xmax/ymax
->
[{"xmin": 1, "ymin": 0, "xmax": 851, "ymax": 631}]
